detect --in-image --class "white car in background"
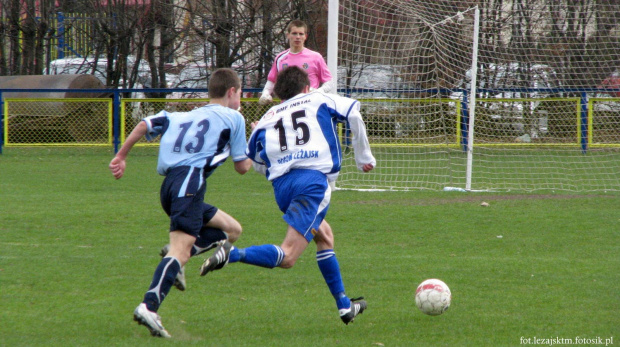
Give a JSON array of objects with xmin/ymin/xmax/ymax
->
[{"xmin": 45, "ymin": 56, "xmax": 151, "ymax": 89}]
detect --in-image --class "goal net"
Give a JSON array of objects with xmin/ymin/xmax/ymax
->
[{"xmin": 333, "ymin": 0, "xmax": 620, "ymax": 192}]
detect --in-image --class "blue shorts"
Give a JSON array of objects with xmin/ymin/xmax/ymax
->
[
  {"xmin": 160, "ymin": 166, "xmax": 214, "ymax": 237},
  {"xmin": 201, "ymin": 204, "xmax": 218, "ymax": 224},
  {"xmin": 272, "ymin": 169, "xmax": 331, "ymax": 242}
]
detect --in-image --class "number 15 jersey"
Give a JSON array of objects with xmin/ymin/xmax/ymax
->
[{"xmin": 247, "ymin": 91, "xmax": 376, "ymax": 181}]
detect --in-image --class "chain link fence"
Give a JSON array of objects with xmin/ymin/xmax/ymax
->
[
  {"xmin": 2, "ymin": 94, "xmax": 619, "ymax": 149},
  {"xmin": 4, "ymin": 98, "xmax": 112, "ymax": 145}
]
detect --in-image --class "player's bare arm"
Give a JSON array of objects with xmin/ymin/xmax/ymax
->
[
  {"xmin": 234, "ymin": 158, "xmax": 253, "ymax": 174},
  {"xmin": 361, "ymin": 163, "xmax": 374, "ymax": 173},
  {"xmin": 109, "ymin": 121, "xmax": 148, "ymax": 179}
]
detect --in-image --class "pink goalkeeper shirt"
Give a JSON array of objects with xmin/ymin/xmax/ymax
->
[{"xmin": 267, "ymin": 48, "xmax": 332, "ymax": 89}]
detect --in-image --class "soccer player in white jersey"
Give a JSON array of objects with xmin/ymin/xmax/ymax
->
[
  {"xmin": 201, "ymin": 66, "xmax": 376, "ymax": 325},
  {"xmin": 109, "ymin": 68, "xmax": 252, "ymax": 338},
  {"xmin": 258, "ymin": 20, "xmax": 333, "ymax": 105}
]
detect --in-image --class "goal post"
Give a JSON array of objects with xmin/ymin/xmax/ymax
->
[
  {"xmin": 329, "ymin": 0, "xmax": 620, "ymax": 193},
  {"xmin": 465, "ymin": 6, "xmax": 480, "ymax": 192}
]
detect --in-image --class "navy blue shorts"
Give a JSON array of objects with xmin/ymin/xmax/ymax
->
[
  {"xmin": 272, "ymin": 169, "xmax": 331, "ymax": 242},
  {"xmin": 160, "ymin": 166, "xmax": 216, "ymax": 237},
  {"xmin": 201, "ymin": 203, "xmax": 218, "ymax": 224}
]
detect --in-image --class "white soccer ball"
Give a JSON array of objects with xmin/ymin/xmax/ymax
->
[{"xmin": 415, "ymin": 278, "xmax": 452, "ymax": 316}]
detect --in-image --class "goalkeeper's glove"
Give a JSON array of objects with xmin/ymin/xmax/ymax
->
[
  {"xmin": 258, "ymin": 94, "xmax": 273, "ymax": 105},
  {"xmin": 258, "ymin": 80, "xmax": 275, "ymax": 105},
  {"xmin": 310, "ymin": 80, "xmax": 333, "ymax": 94}
]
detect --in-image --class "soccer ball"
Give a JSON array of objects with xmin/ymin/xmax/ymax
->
[{"xmin": 415, "ymin": 278, "xmax": 451, "ymax": 316}]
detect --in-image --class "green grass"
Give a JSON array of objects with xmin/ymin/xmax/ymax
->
[
  {"xmin": 0, "ymin": 147, "xmax": 618, "ymax": 346},
  {"xmin": 338, "ymin": 146, "xmax": 620, "ymax": 191}
]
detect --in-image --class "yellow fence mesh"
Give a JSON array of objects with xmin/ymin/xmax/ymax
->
[
  {"xmin": 3, "ymin": 97, "xmax": 619, "ymax": 147},
  {"xmin": 4, "ymin": 98, "xmax": 112, "ymax": 145}
]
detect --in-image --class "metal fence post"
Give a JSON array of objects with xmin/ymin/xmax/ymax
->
[
  {"xmin": 580, "ymin": 92, "xmax": 588, "ymax": 154},
  {"xmin": 113, "ymin": 90, "xmax": 121, "ymax": 153},
  {"xmin": 460, "ymin": 90, "xmax": 469, "ymax": 152},
  {"xmin": 57, "ymin": 12, "xmax": 65, "ymax": 59},
  {"xmin": 0, "ymin": 90, "xmax": 3, "ymax": 154}
]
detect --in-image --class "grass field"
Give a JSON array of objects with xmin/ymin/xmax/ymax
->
[{"xmin": 0, "ymin": 147, "xmax": 618, "ymax": 347}]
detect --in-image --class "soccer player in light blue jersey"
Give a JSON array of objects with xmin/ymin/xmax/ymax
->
[
  {"xmin": 109, "ymin": 68, "xmax": 252, "ymax": 338},
  {"xmin": 201, "ymin": 66, "xmax": 376, "ymax": 325}
]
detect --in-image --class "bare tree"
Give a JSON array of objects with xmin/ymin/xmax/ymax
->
[
  {"xmin": 140, "ymin": 0, "xmax": 184, "ymax": 97},
  {"xmin": 182, "ymin": 0, "xmax": 327, "ymax": 88},
  {"xmin": 2, "ymin": 0, "xmax": 614, "ymax": 97}
]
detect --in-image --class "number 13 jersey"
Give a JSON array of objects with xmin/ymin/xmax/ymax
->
[
  {"xmin": 143, "ymin": 104, "xmax": 248, "ymax": 176},
  {"xmin": 247, "ymin": 91, "xmax": 375, "ymax": 181}
]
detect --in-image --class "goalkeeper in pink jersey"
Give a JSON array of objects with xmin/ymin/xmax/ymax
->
[{"xmin": 258, "ymin": 20, "xmax": 334, "ymax": 105}]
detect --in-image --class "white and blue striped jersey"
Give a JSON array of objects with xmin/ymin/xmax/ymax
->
[
  {"xmin": 247, "ymin": 91, "xmax": 375, "ymax": 181},
  {"xmin": 143, "ymin": 104, "xmax": 248, "ymax": 176}
]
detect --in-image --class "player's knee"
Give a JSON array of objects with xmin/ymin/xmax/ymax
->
[
  {"xmin": 279, "ymin": 260, "xmax": 295, "ymax": 269},
  {"xmin": 222, "ymin": 218, "xmax": 243, "ymax": 243},
  {"xmin": 315, "ymin": 229, "xmax": 334, "ymax": 249},
  {"xmin": 279, "ymin": 255, "xmax": 297, "ymax": 269},
  {"xmin": 167, "ymin": 244, "xmax": 192, "ymax": 264},
  {"xmin": 175, "ymin": 252, "xmax": 191, "ymax": 265},
  {"xmin": 316, "ymin": 234, "xmax": 334, "ymax": 249},
  {"xmin": 227, "ymin": 224, "xmax": 242, "ymax": 243}
]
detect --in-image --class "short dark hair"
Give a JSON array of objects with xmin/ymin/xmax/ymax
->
[
  {"xmin": 274, "ymin": 66, "xmax": 310, "ymax": 101},
  {"xmin": 208, "ymin": 68, "xmax": 241, "ymax": 98},
  {"xmin": 287, "ymin": 20, "xmax": 307, "ymax": 33}
]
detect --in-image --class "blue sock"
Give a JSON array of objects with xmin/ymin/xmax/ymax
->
[
  {"xmin": 143, "ymin": 256, "xmax": 181, "ymax": 312},
  {"xmin": 192, "ymin": 227, "xmax": 227, "ymax": 256},
  {"xmin": 229, "ymin": 246, "xmax": 244, "ymax": 263},
  {"xmin": 317, "ymin": 249, "xmax": 350, "ymax": 310},
  {"xmin": 229, "ymin": 244, "xmax": 284, "ymax": 268}
]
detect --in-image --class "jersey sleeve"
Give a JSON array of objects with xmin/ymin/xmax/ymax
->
[
  {"xmin": 328, "ymin": 95, "xmax": 376, "ymax": 171},
  {"xmin": 347, "ymin": 107, "xmax": 377, "ymax": 171},
  {"xmin": 246, "ymin": 127, "xmax": 267, "ymax": 164},
  {"xmin": 266, "ymin": 63, "xmax": 278, "ymax": 83},
  {"xmin": 316, "ymin": 53, "xmax": 332, "ymax": 85},
  {"xmin": 267, "ymin": 51, "xmax": 287, "ymax": 83},
  {"xmin": 229, "ymin": 112, "xmax": 249, "ymax": 162},
  {"xmin": 142, "ymin": 110, "xmax": 169, "ymax": 141}
]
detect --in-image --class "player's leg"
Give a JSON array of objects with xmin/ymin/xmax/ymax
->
[
  {"xmin": 314, "ymin": 220, "xmax": 366, "ymax": 324},
  {"xmin": 160, "ymin": 205, "xmax": 241, "ymax": 290},
  {"xmin": 218, "ymin": 224, "xmax": 307, "ymax": 270},
  {"xmin": 205, "ymin": 208, "xmax": 243, "ymax": 243},
  {"xmin": 144, "ymin": 231, "xmax": 195, "ymax": 304},
  {"xmin": 191, "ymin": 207, "xmax": 242, "ymax": 259},
  {"xmin": 200, "ymin": 169, "xmax": 325, "ymax": 275},
  {"xmin": 162, "ymin": 206, "xmax": 242, "ymax": 257},
  {"xmin": 161, "ymin": 204, "xmax": 228, "ymax": 256},
  {"xmin": 134, "ymin": 167, "xmax": 201, "ymax": 337},
  {"xmin": 158, "ymin": 243, "xmax": 187, "ymax": 291},
  {"xmin": 194, "ymin": 208, "xmax": 248, "ymax": 276},
  {"xmin": 278, "ymin": 225, "xmax": 310, "ymax": 268},
  {"xmin": 200, "ymin": 224, "xmax": 307, "ymax": 275},
  {"xmin": 134, "ymin": 230, "xmax": 195, "ymax": 338},
  {"xmin": 273, "ymin": 168, "xmax": 328, "ymax": 269}
]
